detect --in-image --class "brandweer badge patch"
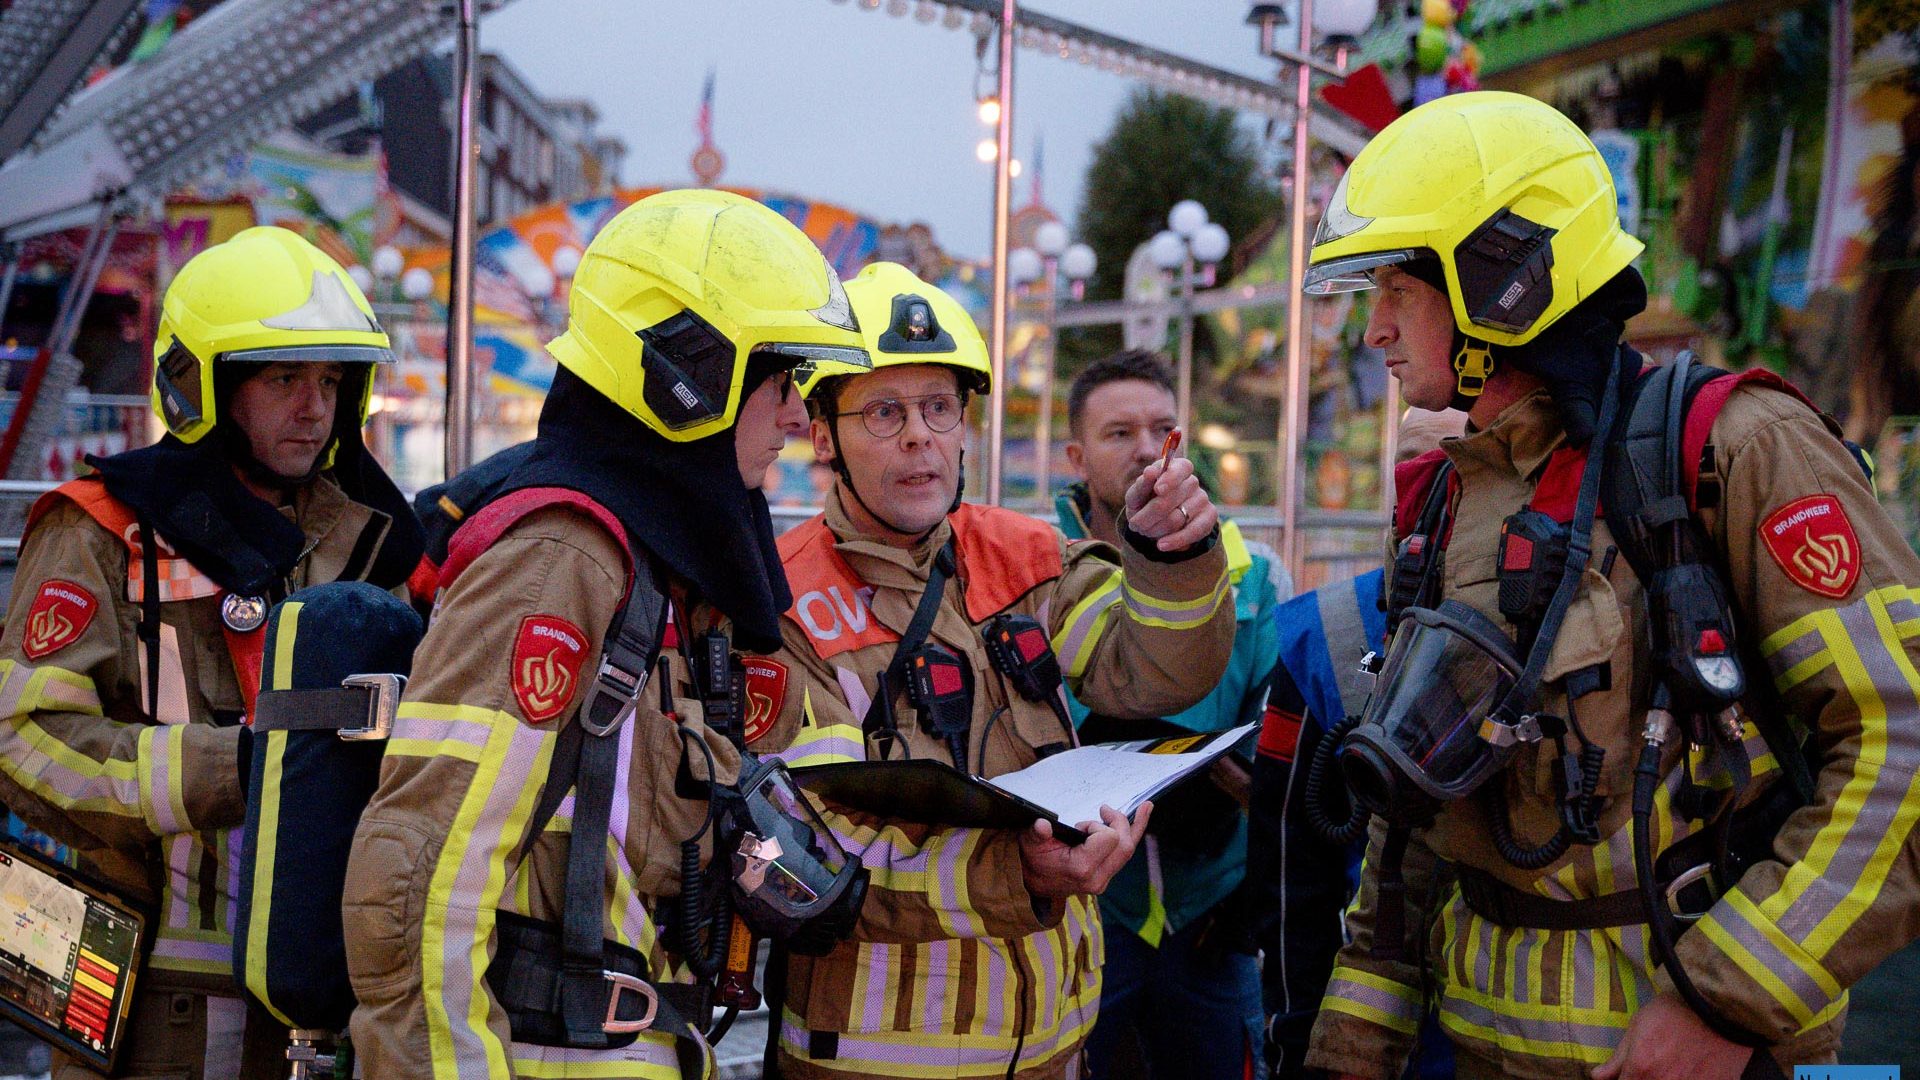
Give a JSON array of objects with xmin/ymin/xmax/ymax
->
[
  {"xmin": 1761, "ymin": 494, "xmax": 1860, "ymax": 599},
  {"xmin": 742, "ymin": 658, "xmax": 788, "ymax": 744},
  {"xmin": 512, "ymin": 615, "xmax": 588, "ymax": 723},
  {"xmin": 22, "ymin": 580, "xmax": 96, "ymax": 660}
]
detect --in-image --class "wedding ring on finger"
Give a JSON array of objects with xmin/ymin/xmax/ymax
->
[{"xmin": 1177, "ymin": 504, "xmax": 1191, "ymax": 527}]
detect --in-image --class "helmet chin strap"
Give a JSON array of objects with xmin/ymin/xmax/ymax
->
[
  {"xmin": 1450, "ymin": 331, "xmax": 1496, "ymax": 413},
  {"xmin": 824, "ymin": 414, "xmax": 951, "ymax": 543}
]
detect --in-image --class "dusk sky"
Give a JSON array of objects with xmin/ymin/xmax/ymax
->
[{"xmin": 484, "ymin": 0, "xmax": 1284, "ymax": 260}]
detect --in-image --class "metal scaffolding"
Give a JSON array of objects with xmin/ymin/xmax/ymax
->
[{"xmin": 0, "ymin": 0, "xmax": 479, "ymax": 240}]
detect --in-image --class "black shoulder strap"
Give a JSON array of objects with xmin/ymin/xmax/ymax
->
[
  {"xmin": 521, "ymin": 563, "xmax": 670, "ymax": 857},
  {"xmin": 136, "ymin": 517, "xmax": 162, "ymax": 726},
  {"xmin": 1601, "ymin": 353, "xmax": 1816, "ymax": 803},
  {"xmin": 1600, "ymin": 352, "xmax": 1723, "ymax": 584},
  {"xmin": 860, "ymin": 540, "xmax": 955, "ymax": 751}
]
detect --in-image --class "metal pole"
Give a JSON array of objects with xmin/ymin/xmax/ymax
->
[
  {"xmin": 444, "ymin": 0, "xmax": 479, "ymax": 482},
  {"xmin": 51, "ymin": 207, "xmax": 117, "ymax": 356},
  {"xmin": 985, "ymin": 0, "xmax": 1016, "ymax": 505},
  {"xmin": 1034, "ymin": 258, "xmax": 1057, "ymax": 505},
  {"xmin": 1175, "ymin": 254, "xmax": 1194, "ymax": 436},
  {"xmin": 0, "ymin": 243, "xmax": 19, "ymax": 339},
  {"xmin": 1278, "ymin": 0, "xmax": 1315, "ymax": 587}
]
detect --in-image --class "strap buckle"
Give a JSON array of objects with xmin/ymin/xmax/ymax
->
[
  {"xmin": 1479, "ymin": 713, "xmax": 1543, "ymax": 748},
  {"xmin": 600, "ymin": 969, "xmax": 658, "ymax": 1034},
  {"xmin": 1665, "ymin": 863, "xmax": 1715, "ymax": 922},
  {"xmin": 579, "ymin": 656, "xmax": 645, "ymax": 737},
  {"xmin": 338, "ymin": 673, "xmax": 405, "ymax": 741}
]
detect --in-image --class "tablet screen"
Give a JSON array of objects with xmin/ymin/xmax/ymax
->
[{"xmin": 0, "ymin": 842, "xmax": 145, "ymax": 1071}]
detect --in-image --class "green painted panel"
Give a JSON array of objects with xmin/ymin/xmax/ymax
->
[{"xmin": 1466, "ymin": 0, "xmax": 1735, "ymax": 76}]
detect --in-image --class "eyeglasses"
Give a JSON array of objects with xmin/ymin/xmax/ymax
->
[{"xmin": 829, "ymin": 392, "xmax": 966, "ymax": 439}]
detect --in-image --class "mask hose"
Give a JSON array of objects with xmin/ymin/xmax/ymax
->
[{"xmin": 1305, "ymin": 715, "xmax": 1369, "ymax": 845}]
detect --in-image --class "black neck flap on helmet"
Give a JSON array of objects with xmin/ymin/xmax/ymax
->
[{"xmin": 486, "ymin": 365, "xmax": 795, "ymax": 654}]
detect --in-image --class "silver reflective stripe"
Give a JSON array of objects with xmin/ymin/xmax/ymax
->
[{"xmin": 1318, "ymin": 575, "xmax": 1375, "ymax": 721}]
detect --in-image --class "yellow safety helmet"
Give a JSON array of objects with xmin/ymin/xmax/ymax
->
[
  {"xmin": 795, "ymin": 261, "xmax": 991, "ymax": 401},
  {"xmin": 153, "ymin": 225, "xmax": 391, "ymax": 445},
  {"xmin": 546, "ymin": 188, "xmax": 872, "ymax": 442},
  {"xmin": 1302, "ymin": 91, "xmax": 1643, "ymax": 349}
]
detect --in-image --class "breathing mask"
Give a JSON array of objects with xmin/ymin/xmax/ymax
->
[
  {"xmin": 726, "ymin": 756, "xmax": 868, "ymax": 955},
  {"xmin": 1339, "ymin": 600, "xmax": 1540, "ymax": 824}
]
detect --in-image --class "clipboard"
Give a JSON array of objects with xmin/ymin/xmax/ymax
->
[
  {"xmin": 793, "ymin": 760, "xmax": 1092, "ymax": 845},
  {"xmin": 0, "ymin": 839, "xmax": 149, "ymax": 1074}
]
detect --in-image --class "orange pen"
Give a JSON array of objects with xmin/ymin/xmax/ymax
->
[{"xmin": 1159, "ymin": 428, "xmax": 1182, "ymax": 470}]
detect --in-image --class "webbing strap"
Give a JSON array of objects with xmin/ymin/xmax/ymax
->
[
  {"xmin": 860, "ymin": 541, "xmax": 955, "ymax": 751},
  {"xmin": 137, "ymin": 518, "xmax": 161, "ymax": 726},
  {"xmin": 1494, "ymin": 356, "xmax": 1622, "ymax": 726},
  {"xmin": 251, "ymin": 687, "xmax": 375, "ymax": 731},
  {"xmin": 560, "ymin": 725, "xmax": 625, "ymax": 1046}
]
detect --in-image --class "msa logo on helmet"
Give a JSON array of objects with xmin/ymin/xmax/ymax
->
[
  {"xmin": 1454, "ymin": 208, "xmax": 1557, "ymax": 334},
  {"xmin": 639, "ymin": 309, "xmax": 735, "ymax": 429}
]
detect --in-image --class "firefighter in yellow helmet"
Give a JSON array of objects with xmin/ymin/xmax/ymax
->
[
  {"xmin": 0, "ymin": 225, "xmax": 424, "ymax": 1078},
  {"xmin": 743, "ymin": 261, "xmax": 1238, "ymax": 1080},
  {"xmin": 341, "ymin": 189, "xmax": 873, "ymax": 1078},
  {"xmin": 1299, "ymin": 91, "xmax": 1920, "ymax": 1080}
]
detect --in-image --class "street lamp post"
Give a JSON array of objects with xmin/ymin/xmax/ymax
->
[
  {"xmin": 1249, "ymin": 0, "xmax": 1374, "ymax": 586},
  {"xmin": 446, "ymin": 0, "xmax": 481, "ymax": 483},
  {"xmin": 986, "ymin": 0, "xmax": 1017, "ymax": 505},
  {"xmin": 1010, "ymin": 222, "xmax": 1095, "ymax": 505},
  {"xmin": 1149, "ymin": 202, "xmax": 1230, "ymax": 436}
]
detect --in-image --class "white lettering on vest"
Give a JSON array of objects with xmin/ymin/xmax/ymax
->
[{"xmin": 796, "ymin": 585, "xmax": 873, "ymax": 643}]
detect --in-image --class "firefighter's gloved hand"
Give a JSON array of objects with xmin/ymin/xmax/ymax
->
[{"xmin": 1019, "ymin": 802, "xmax": 1152, "ymax": 899}]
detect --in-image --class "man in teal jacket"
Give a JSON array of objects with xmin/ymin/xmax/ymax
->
[{"xmin": 1058, "ymin": 350, "xmax": 1287, "ymax": 1079}]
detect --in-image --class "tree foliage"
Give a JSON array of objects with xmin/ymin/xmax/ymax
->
[{"xmin": 1074, "ymin": 89, "xmax": 1281, "ymax": 303}]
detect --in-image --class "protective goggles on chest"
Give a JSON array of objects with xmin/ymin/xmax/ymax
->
[
  {"xmin": 727, "ymin": 756, "xmax": 868, "ymax": 949},
  {"xmin": 1340, "ymin": 600, "xmax": 1541, "ymax": 821}
]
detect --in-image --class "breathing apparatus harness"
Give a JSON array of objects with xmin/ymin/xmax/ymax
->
[
  {"xmin": 433, "ymin": 489, "xmax": 864, "ymax": 1069},
  {"xmin": 1307, "ymin": 352, "xmax": 1823, "ymax": 1070}
]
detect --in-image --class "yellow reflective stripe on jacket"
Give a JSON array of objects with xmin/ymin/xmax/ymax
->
[
  {"xmin": 1135, "ymin": 836, "xmax": 1166, "ymax": 949},
  {"xmin": 0, "ymin": 658, "xmax": 102, "ymax": 717},
  {"xmin": 1322, "ymin": 967, "xmax": 1422, "ymax": 1035},
  {"xmin": 1121, "ymin": 564, "xmax": 1230, "ymax": 630},
  {"xmin": 1731, "ymin": 584, "xmax": 1920, "ymax": 1024},
  {"xmin": 1050, "ymin": 572, "xmax": 1121, "ymax": 680},
  {"xmin": 769, "ymin": 689, "xmax": 866, "ymax": 768},
  {"xmin": 816, "ymin": 808, "xmax": 990, "ymax": 941},
  {"xmin": 777, "ymin": 900, "xmax": 1099, "ymax": 1078},
  {"xmin": 403, "ymin": 701, "xmax": 556, "ymax": 1080},
  {"xmin": 150, "ymin": 829, "xmax": 238, "ymax": 975}
]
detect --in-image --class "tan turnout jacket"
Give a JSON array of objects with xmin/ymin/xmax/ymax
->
[
  {"xmin": 750, "ymin": 491, "xmax": 1236, "ymax": 1080},
  {"xmin": 1307, "ymin": 386, "xmax": 1920, "ymax": 1079}
]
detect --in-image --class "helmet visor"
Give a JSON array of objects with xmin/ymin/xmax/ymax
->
[
  {"xmin": 757, "ymin": 342, "xmax": 873, "ymax": 377},
  {"xmin": 218, "ymin": 343, "xmax": 394, "ymax": 366},
  {"xmin": 1355, "ymin": 601, "xmax": 1523, "ymax": 800},
  {"xmin": 1302, "ymin": 249, "xmax": 1426, "ymax": 295}
]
